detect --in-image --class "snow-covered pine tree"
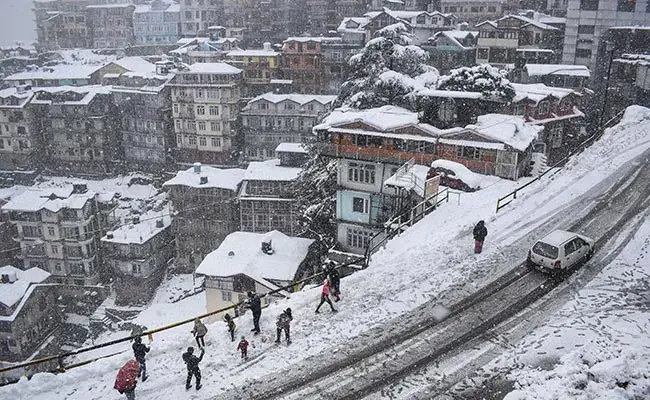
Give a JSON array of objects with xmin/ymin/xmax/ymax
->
[
  {"xmin": 292, "ymin": 142, "xmax": 338, "ymax": 252},
  {"xmin": 436, "ymin": 64, "xmax": 516, "ymax": 102},
  {"xmin": 334, "ymin": 22, "xmax": 438, "ymax": 111}
]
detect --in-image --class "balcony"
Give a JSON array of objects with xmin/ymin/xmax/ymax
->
[{"xmin": 317, "ymin": 143, "xmax": 434, "ymax": 166}]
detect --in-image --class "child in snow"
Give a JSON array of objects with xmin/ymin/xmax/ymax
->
[
  {"xmin": 191, "ymin": 317, "xmax": 208, "ymax": 349},
  {"xmin": 224, "ymin": 313, "xmax": 236, "ymax": 342},
  {"xmin": 325, "ymin": 262, "xmax": 341, "ymax": 302},
  {"xmin": 182, "ymin": 346, "xmax": 204, "ymax": 390},
  {"xmin": 131, "ymin": 336, "xmax": 150, "ymax": 381},
  {"xmin": 237, "ymin": 336, "xmax": 249, "ymax": 360},
  {"xmin": 315, "ymin": 279, "xmax": 337, "ymax": 313},
  {"xmin": 275, "ymin": 308, "xmax": 293, "ymax": 345}
]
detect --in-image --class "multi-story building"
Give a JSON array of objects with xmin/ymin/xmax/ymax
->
[
  {"xmin": 3, "ymin": 64, "xmax": 107, "ymax": 88},
  {"xmin": 0, "ymin": 87, "xmax": 43, "ymax": 171},
  {"xmin": 364, "ymin": 9, "xmax": 457, "ymax": 45},
  {"xmin": 547, "ymin": 0, "xmax": 569, "ymax": 16},
  {"xmin": 163, "ymin": 163, "xmax": 245, "ymax": 272},
  {"xmin": 321, "ymin": 37, "xmax": 364, "ymax": 94},
  {"xmin": 241, "ymin": 93, "xmax": 335, "ymax": 160},
  {"xmin": 109, "ymin": 61, "xmax": 176, "ymax": 170},
  {"xmin": 280, "ymin": 37, "xmax": 338, "ymax": 94},
  {"xmin": 0, "ymin": 266, "xmax": 59, "ymax": 362},
  {"xmin": 196, "ymin": 230, "xmax": 316, "ymax": 322},
  {"xmin": 171, "ymin": 35, "xmax": 240, "ymax": 64},
  {"xmin": 34, "ymin": 0, "xmax": 92, "ymax": 51},
  {"xmin": 314, "ymin": 105, "xmax": 540, "ymax": 253},
  {"xmin": 475, "ymin": 14, "xmax": 563, "ymax": 66},
  {"xmin": 1, "ymin": 185, "xmax": 118, "ymax": 285},
  {"xmin": 225, "ymin": 46, "xmax": 280, "ymax": 98},
  {"xmin": 222, "ymin": 0, "xmax": 246, "ymax": 28},
  {"xmin": 562, "ymin": 0, "xmax": 650, "ymax": 72},
  {"xmin": 439, "ymin": 0, "xmax": 506, "ymax": 22},
  {"xmin": 509, "ymin": 63, "xmax": 591, "ymax": 91},
  {"xmin": 101, "ymin": 212, "xmax": 174, "ymax": 305},
  {"xmin": 242, "ymin": 0, "xmax": 307, "ymax": 47},
  {"xmin": 306, "ymin": 0, "xmax": 367, "ymax": 34},
  {"xmin": 168, "ymin": 63, "xmax": 243, "ymax": 164},
  {"xmin": 606, "ymin": 54, "xmax": 650, "ymax": 116},
  {"xmin": 133, "ymin": 0, "xmax": 182, "ymax": 45},
  {"xmin": 87, "ymin": 2, "xmax": 136, "ymax": 49},
  {"xmin": 30, "ymin": 86, "xmax": 121, "ymax": 173},
  {"xmin": 422, "ymin": 30, "xmax": 478, "ymax": 73},
  {"xmin": 179, "ymin": 0, "xmax": 224, "ymax": 37},
  {"xmin": 238, "ymin": 156, "xmax": 303, "ymax": 235}
]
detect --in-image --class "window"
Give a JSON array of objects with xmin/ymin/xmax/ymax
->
[
  {"xmin": 210, "ymin": 121, "xmax": 220, "ymax": 131},
  {"xmin": 222, "ymin": 291, "xmax": 232, "ymax": 301},
  {"xmin": 209, "ymin": 105, "xmax": 218, "ymax": 115},
  {"xmin": 47, "ymin": 227, "xmax": 56, "ymax": 236},
  {"xmin": 346, "ymin": 228, "xmax": 372, "ymax": 249},
  {"xmin": 173, "ymin": 104, "xmax": 179, "ymax": 114},
  {"xmin": 51, "ymin": 245, "xmax": 59, "ymax": 254},
  {"xmin": 189, "ymin": 136, "xmax": 197, "ymax": 145},
  {"xmin": 577, "ymin": 25, "xmax": 595, "ymax": 35},
  {"xmin": 132, "ymin": 264, "xmax": 142, "ymax": 274},
  {"xmin": 477, "ymin": 48, "xmax": 489, "ymax": 60},
  {"xmin": 347, "ymin": 162, "xmax": 376, "ymax": 184},
  {"xmin": 352, "ymin": 197, "xmax": 369, "ymax": 214},
  {"xmin": 23, "ymin": 226, "xmax": 41, "ymax": 238},
  {"xmin": 513, "ymin": 104, "xmax": 525, "ymax": 115},
  {"xmin": 211, "ymin": 137, "xmax": 221, "ymax": 147},
  {"xmin": 196, "ymin": 105, "xmax": 205, "ymax": 115},
  {"xmin": 575, "ymin": 48, "xmax": 592, "ymax": 58},
  {"xmin": 539, "ymin": 101, "xmax": 550, "ymax": 114},
  {"xmin": 199, "ymin": 136, "xmax": 207, "ymax": 146},
  {"xmin": 617, "ymin": 0, "xmax": 636, "ymax": 11},
  {"xmin": 579, "ymin": 0, "xmax": 599, "ymax": 10},
  {"xmin": 198, "ymin": 121, "xmax": 206, "ymax": 131}
]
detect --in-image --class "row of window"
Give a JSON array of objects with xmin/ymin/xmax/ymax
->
[
  {"xmin": 174, "ymin": 119, "xmax": 227, "ymax": 133},
  {"xmin": 176, "ymin": 134, "xmax": 222, "ymax": 148},
  {"xmin": 580, "ymin": 0, "xmax": 640, "ymax": 11},
  {"xmin": 0, "ymin": 138, "xmax": 29, "ymax": 150},
  {"xmin": 173, "ymin": 88, "xmax": 236, "ymax": 100},
  {"xmin": 243, "ymin": 116, "xmax": 314, "ymax": 131},
  {"xmin": 443, "ymin": 5, "xmax": 497, "ymax": 13}
]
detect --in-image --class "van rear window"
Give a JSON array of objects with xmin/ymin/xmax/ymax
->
[{"xmin": 532, "ymin": 241, "xmax": 559, "ymax": 259}]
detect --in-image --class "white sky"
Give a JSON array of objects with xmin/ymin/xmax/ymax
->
[{"xmin": 0, "ymin": 0, "xmax": 37, "ymax": 47}]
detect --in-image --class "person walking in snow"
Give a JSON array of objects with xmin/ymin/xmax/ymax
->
[
  {"xmin": 237, "ymin": 336, "xmax": 250, "ymax": 360},
  {"xmin": 115, "ymin": 360, "xmax": 139, "ymax": 400},
  {"xmin": 246, "ymin": 291, "xmax": 262, "ymax": 334},
  {"xmin": 275, "ymin": 308, "xmax": 293, "ymax": 345},
  {"xmin": 315, "ymin": 280, "xmax": 337, "ymax": 313},
  {"xmin": 191, "ymin": 317, "xmax": 208, "ymax": 349},
  {"xmin": 473, "ymin": 220, "xmax": 488, "ymax": 254},
  {"xmin": 224, "ymin": 313, "xmax": 236, "ymax": 342},
  {"xmin": 182, "ymin": 346, "xmax": 204, "ymax": 390},
  {"xmin": 325, "ymin": 262, "xmax": 341, "ymax": 302},
  {"xmin": 132, "ymin": 336, "xmax": 150, "ymax": 382}
]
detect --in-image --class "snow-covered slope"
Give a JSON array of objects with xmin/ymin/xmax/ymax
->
[{"xmin": 2, "ymin": 106, "xmax": 650, "ymax": 400}]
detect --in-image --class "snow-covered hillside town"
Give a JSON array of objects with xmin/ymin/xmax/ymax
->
[{"xmin": 0, "ymin": 0, "xmax": 649, "ymax": 399}]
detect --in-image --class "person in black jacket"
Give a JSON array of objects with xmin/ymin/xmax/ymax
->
[
  {"xmin": 473, "ymin": 220, "xmax": 488, "ymax": 254},
  {"xmin": 224, "ymin": 313, "xmax": 236, "ymax": 342},
  {"xmin": 275, "ymin": 308, "xmax": 293, "ymax": 345},
  {"xmin": 246, "ymin": 291, "xmax": 262, "ymax": 334},
  {"xmin": 132, "ymin": 336, "xmax": 150, "ymax": 382},
  {"xmin": 182, "ymin": 346, "xmax": 204, "ymax": 390}
]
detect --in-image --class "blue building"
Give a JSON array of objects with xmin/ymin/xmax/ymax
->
[{"xmin": 133, "ymin": 0, "xmax": 181, "ymax": 46}]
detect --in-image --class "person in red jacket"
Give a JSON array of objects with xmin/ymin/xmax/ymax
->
[
  {"xmin": 114, "ymin": 360, "xmax": 139, "ymax": 400},
  {"xmin": 237, "ymin": 336, "xmax": 249, "ymax": 360},
  {"xmin": 315, "ymin": 279, "xmax": 337, "ymax": 313}
]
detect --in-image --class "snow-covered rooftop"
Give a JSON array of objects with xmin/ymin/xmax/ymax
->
[
  {"xmin": 102, "ymin": 211, "xmax": 171, "ymax": 245},
  {"xmin": 226, "ymin": 50, "xmax": 278, "ymax": 57},
  {"xmin": 0, "ymin": 266, "xmax": 51, "ymax": 309},
  {"xmin": 384, "ymin": 164, "xmax": 431, "ymax": 197},
  {"xmin": 246, "ymin": 92, "xmax": 336, "ymax": 107},
  {"xmin": 511, "ymin": 83, "xmax": 579, "ymax": 103},
  {"xmin": 315, "ymin": 105, "xmax": 439, "ymax": 133},
  {"xmin": 1, "ymin": 187, "xmax": 96, "ymax": 213},
  {"xmin": 244, "ymin": 159, "xmax": 302, "ymax": 182},
  {"xmin": 465, "ymin": 114, "xmax": 541, "ymax": 151},
  {"xmin": 430, "ymin": 159, "xmax": 482, "ymax": 189},
  {"xmin": 163, "ymin": 165, "xmax": 246, "ymax": 191},
  {"xmin": 30, "ymin": 85, "xmax": 112, "ymax": 106},
  {"xmin": 4, "ymin": 64, "xmax": 104, "ymax": 82},
  {"xmin": 417, "ymin": 89, "xmax": 485, "ymax": 99},
  {"xmin": 275, "ymin": 143, "xmax": 308, "ymax": 154},
  {"xmin": 112, "ymin": 56, "xmax": 156, "ymax": 74},
  {"xmin": 195, "ymin": 230, "xmax": 314, "ymax": 283},
  {"xmin": 337, "ymin": 17, "xmax": 371, "ymax": 33},
  {"xmin": 283, "ymin": 37, "xmax": 341, "ymax": 43},
  {"xmin": 185, "ymin": 63, "xmax": 242, "ymax": 75},
  {"xmin": 524, "ymin": 64, "xmax": 590, "ymax": 78}
]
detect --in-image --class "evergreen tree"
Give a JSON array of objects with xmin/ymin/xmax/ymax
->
[
  {"xmin": 292, "ymin": 143, "xmax": 338, "ymax": 251},
  {"xmin": 436, "ymin": 64, "xmax": 516, "ymax": 101},
  {"xmin": 334, "ymin": 22, "xmax": 439, "ymax": 111}
]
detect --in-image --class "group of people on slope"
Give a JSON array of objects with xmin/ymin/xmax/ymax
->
[{"xmin": 114, "ymin": 262, "xmax": 346, "ymax": 399}]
